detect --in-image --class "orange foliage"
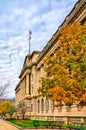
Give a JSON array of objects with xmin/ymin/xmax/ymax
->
[{"xmin": 40, "ymin": 22, "xmax": 86, "ymax": 107}]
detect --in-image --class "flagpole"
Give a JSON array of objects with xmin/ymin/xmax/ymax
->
[
  {"xmin": 29, "ymin": 31, "xmax": 30, "ymax": 55},
  {"xmin": 29, "ymin": 30, "xmax": 32, "ymax": 55}
]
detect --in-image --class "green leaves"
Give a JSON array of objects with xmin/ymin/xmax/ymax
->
[
  {"xmin": 8, "ymin": 106, "xmax": 16, "ymax": 116},
  {"xmin": 18, "ymin": 101, "xmax": 25, "ymax": 108},
  {"xmin": 82, "ymin": 81, "xmax": 86, "ymax": 88},
  {"xmin": 38, "ymin": 78, "xmax": 54, "ymax": 97}
]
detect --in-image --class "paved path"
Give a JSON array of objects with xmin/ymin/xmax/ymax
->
[{"xmin": 0, "ymin": 119, "xmax": 20, "ymax": 130}]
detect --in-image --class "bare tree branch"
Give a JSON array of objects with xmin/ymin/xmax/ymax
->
[{"xmin": 0, "ymin": 82, "xmax": 9, "ymax": 98}]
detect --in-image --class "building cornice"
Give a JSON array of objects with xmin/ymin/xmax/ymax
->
[
  {"xmin": 37, "ymin": 0, "xmax": 86, "ymax": 64},
  {"xmin": 19, "ymin": 51, "xmax": 41, "ymax": 78},
  {"xmin": 29, "ymin": 51, "xmax": 41, "ymax": 59},
  {"xmin": 19, "ymin": 62, "xmax": 37, "ymax": 78},
  {"xmin": 24, "ymin": 94, "xmax": 42, "ymax": 99},
  {"xmin": 19, "ymin": 66, "xmax": 31, "ymax": 78},
  {"xmin": 15, "ymin": 82, "xmax": 20, "ymax": 91}
]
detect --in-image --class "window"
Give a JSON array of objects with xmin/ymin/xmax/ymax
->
[
  {"xmin": 38, "ymin": 100, "xmax": 40, "ymax": 113},
  {"xmin": 31, "ymin": 104, "xmax": 33, "ymax": 112},
  {"xmin": 41, "ymin": 98, "xmax": 44, "ymax": 113}
]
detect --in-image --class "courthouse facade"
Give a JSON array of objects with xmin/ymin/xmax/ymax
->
[{"xmin": 15, "ymin": 0, "xmax": 86, "ymax": 122}]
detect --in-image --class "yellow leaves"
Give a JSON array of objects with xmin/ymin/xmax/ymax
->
[
  {"xmin": 66, "ymin": 79, "xmax": 76, "ymax": 86},
  {"xmin": 0, "ymin": 101, "xmax": 14, "ymax": 114},
  {"xmin": 59, "ymin": 22, "xmax": 86, "ymax": 51}
]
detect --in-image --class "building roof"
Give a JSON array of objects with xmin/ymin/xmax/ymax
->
[{"xmin": 37, "ymin": 0, "xmax": 86, "ymax": 63}]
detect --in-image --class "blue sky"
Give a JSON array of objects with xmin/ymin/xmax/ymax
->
[{"xmin": 0, "ymin": 0, "xmax": 78, "ymax": 98}]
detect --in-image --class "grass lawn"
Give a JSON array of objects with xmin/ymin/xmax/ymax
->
[
  {"xmin": 8, "ymin": 119, "xmax": 35, "ymax": 128},
  {"xmin": 8, "ymin": 119, "xmax": 64, "ymax": 129},
  {"xmin": 8, "ymin": 119, "xmax": 86, "ymax": 130}
]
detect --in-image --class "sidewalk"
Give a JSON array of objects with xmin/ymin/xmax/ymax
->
[{"xmin": 0, "ymin": 119, "xmax": 20, "ymax": 130}]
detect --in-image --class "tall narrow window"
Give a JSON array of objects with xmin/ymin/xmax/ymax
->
[
  {"xmin": 31, "ymin": 104, "xmax": 33, "ymax": 112},
  {"xmin": 29, "ymin": 73, "xmax": 31, "ymax": 94},
  {"xmin": 41, "ymin": 98, "xmax": 44, "ymax": 113},
  {"xmin": 38, "ymin": 100, "xmax": 40, "ymax": 113}
]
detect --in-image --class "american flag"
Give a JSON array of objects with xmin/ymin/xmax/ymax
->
[{"xmin": 29, "ymin": 30, "xmax": 32, "ymax": 39}]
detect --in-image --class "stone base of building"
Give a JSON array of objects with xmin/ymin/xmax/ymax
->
[
  {"xmin": 24, "ymin": 115, "xmax": 86, "ymax": 124},
  {"xmin": 24, "ymin": 106, "xmax": 86, "ymax": 124}
]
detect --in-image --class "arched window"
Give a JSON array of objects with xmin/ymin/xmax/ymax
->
[{"xmin": 41, "ymin": 98, "xmax": 44, "ymax": 113}]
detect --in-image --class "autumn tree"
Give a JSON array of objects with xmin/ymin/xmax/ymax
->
[
  {"xmin": 0, "ymin": 100, "xmax": 15, "ymax": 117},
  {"xmin": 39, "ymin": 22, "xmax": 86, "ymax": 107}
]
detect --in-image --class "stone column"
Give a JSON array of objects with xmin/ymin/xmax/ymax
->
[
  {"xmin": 43, "ymin": 98, "xmax": 47, "ymax": 114},
  {"xmin": 25, "ymin": 99, "xmax": 31, "ymax": 117},
  {"xmin": 48, "ymin": 100, "xmax": 53, "ymax": 113},
  {"xmin": 33, "ymin": 98, "xmax": 37, "ymax": 114}
]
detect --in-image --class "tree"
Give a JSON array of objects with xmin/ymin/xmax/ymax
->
[
  {"xmin": 17, "ymin": 101, "xmax": 27, "ymax": 119},
  {"xmin": 0, "ymin": 82, "xmax": 9, "ymax": 98},
  {"xmin": 0, "ymin": 100, "xmax": 15, "ymax": 117},
  {"xmin": 8, "ymin": 105, "xmax": 16, "ymax": 117},
  {"xmin": 39, "ymin": 22, "xmax": 86, "ymax": 107}
]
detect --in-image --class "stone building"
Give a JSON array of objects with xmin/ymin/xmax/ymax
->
[{"xmin": 15, "ymin": 0, "xmax": 86, "ymax": 122}]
